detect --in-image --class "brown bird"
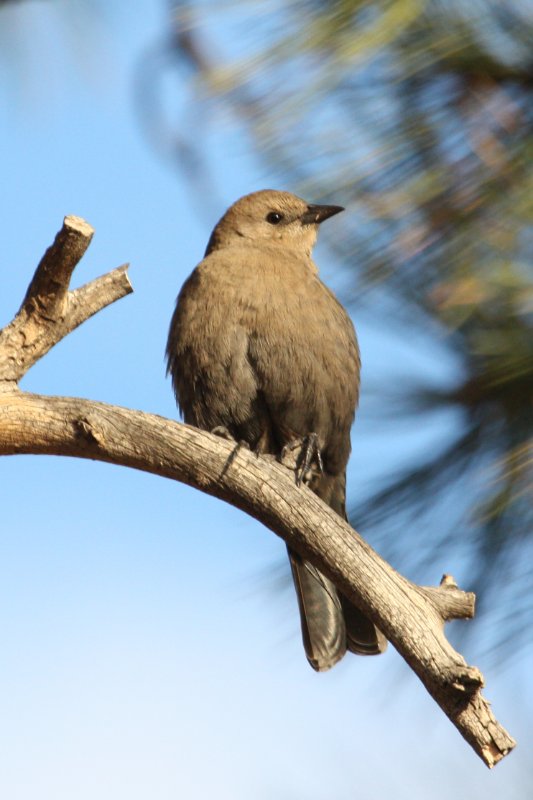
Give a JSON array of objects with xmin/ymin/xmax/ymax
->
[{"xmin": 166, "ymin": 189, "xmax": 386, "ymax": 670}]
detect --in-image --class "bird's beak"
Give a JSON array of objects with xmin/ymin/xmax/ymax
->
[{"xmin": 300, "ymin": 204, "xmax": 344, "ymax": 225}]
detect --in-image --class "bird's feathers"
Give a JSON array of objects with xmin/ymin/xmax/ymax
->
[{"xmin": 166, "ymin": 190, "xmax": 386, "ymax": 670}]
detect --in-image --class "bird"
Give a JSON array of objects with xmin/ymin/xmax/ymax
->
[{"xmin": 166, "ymin": 189, "xmax": 387, "ymax": 671}]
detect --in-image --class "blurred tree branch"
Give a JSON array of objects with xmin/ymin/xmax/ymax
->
[
  {"xmin": 0, "ymin": 216, "xmax": 517, "ymax": 768},
  {"xmin": 143, "ymin": 0, "xmax": 533, "ymax": 658}
]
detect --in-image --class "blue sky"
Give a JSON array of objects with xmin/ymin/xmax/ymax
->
[{"xmin": 0, "ymin": 2, "xmax": 530, "ymax": 798}]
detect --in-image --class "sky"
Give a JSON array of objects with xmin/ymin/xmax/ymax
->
[{"xmin": 0, "ymin": 1, "xmax": 531, "ymax": 798}]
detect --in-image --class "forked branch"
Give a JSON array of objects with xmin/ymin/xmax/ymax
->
[
  {"xmin": 0, "ymin": 215, "xmax": 131, "ymax": 384},
  {"xmin": 0, "ymin": 217, "xmax": 516, "ymax": 768}
]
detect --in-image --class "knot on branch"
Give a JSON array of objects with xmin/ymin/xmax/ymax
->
[
  {"xmin": 445, "ymin": 664, "xmax": 485, "ymax": 698},
  {"xmin": 73, "ymin": 416, "xmax": 104, "ymax": 449}
]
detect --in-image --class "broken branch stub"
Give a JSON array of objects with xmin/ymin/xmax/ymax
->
[{"xmin": 0, "ymin": 215, "xmax": 132, "ymax": 383}]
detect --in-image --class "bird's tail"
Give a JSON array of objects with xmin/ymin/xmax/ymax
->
[
  {"xmin": 289, "ymin": 471, "xmax": 387, "ymax": 671},
  {"xmin": 288, "ymin": 547, "xmax": 347, "ymax": 671}
]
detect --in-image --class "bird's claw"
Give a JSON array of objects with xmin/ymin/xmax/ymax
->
[
  {"xmin": 296, "ymin": 432, "xmax": 324, "ymax": 486},
  {"xmin": 211, "ymin": 425, "xmax": 236, "ymax": 441},
  {"xmin": 281, "ymin": 433, "xmax": 324, "ymax": 486}
]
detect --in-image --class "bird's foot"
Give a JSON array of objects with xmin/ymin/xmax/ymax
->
[
  {"xmin": 211, "ymin": 425, "xmax": 236, "ymax": 441},
  {"xmin": 281, "ymin": 433, "xmax": 324, "ymax": 486},
  {"xmin": 297, "ymin": 432, "xmax": 324, "ymax": 486}
]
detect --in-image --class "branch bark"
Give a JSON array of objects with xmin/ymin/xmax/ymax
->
[
  {"xmin": 0, "ymin": 215, "xmax": 132, "ymax": 384},
  {"xmin": 0, "ymin": 216, "xmax": 516, "ymax": 768}
]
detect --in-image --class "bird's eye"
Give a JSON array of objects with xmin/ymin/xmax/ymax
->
[{"xmin": 266, "ymin": 211, "xmax": 284, "ymax": 225}]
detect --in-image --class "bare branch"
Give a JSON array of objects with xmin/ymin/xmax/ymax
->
[
  {"xmin": 0, "ymin": 392, "xmax": 516, "ymax": 766},
  {"xmin": 0, "ymin": 216, "xmax": 516, "ymax": 768},
  {"xmin": 22, "ymin": 215, "xmax": 94, "ymax": 309},
  {"xmin": 418, "ymin": 574, "xmax": 476, "ymax": 623},
  {"xmin": 0, "ymin": 216, "xmax": 132, "ymax": 383}
]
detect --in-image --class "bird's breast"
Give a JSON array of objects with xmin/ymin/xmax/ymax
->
[{"xmin": 168, "ymin": 245, "xmax": 359, "ymax": 471}]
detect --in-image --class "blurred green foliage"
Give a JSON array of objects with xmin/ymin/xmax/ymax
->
[{"xmin": 159, "ymin": 0, "xmax": 533, "ymax": 656}]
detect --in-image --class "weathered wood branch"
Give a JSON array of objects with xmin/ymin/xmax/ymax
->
[
  {"xmin": 0, "ymin": 215, "xmax": 132, "ymax": 384},
  {"xmin": 0, "ymin": 216, "xmax": 516, "ymax": 768}
]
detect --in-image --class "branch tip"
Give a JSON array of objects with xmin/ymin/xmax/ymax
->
[
  {"xmin": 64, "ymin": 215, "xmax": 94, "ymax": 238},
  {"xmin": 440, "ymin": 573, "xmax": 458, "ymax": 588}
]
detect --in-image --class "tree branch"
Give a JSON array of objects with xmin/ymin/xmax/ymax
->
[
  {"xmin": 0, "ymin": 215, "xmax": 132, "ymax": 384},
  {"xmin": 0, "ymin": 217, "xmax": 516, "ymax": 768}
]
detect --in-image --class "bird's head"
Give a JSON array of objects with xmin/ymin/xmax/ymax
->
[{"xmin": 204, "ymin": 190, "xmax": 344, "ymax": 257}]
